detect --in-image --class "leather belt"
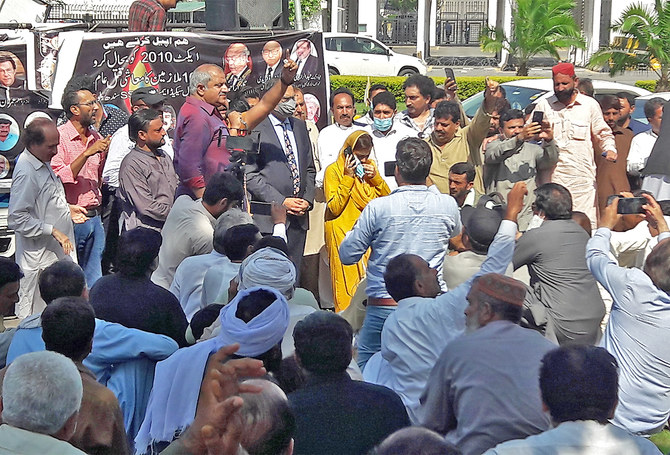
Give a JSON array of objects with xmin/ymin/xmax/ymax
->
[
  {"xmin": 85, "ymin": 206, "xmax": 102, "ymax": 218},
  {"xmin": 367, "ymin": 297, "xmax": 397, "ymax": 307}
]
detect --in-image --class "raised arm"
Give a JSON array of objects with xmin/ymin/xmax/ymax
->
[{"xmin": 240, "ymin": 51, "xmax": 299, "ymax": 131}]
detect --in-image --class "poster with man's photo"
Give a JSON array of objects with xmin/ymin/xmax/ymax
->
[
  {"xmin": 0, "ymin": 38, "xmax": 59, "ymax": 178},
  {"xmin": 72, "ymin": 30, "xmax": 328, "ymax": 130}
]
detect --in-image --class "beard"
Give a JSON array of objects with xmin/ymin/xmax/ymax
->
[
  {"xmin": 465, "ymin": 315, "xmax": 480, "ymax": 333},
  {"xmin": 555, "ymin": 87, "xmax": 575, "ymax": 103}
]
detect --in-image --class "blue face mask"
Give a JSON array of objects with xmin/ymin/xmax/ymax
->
[{"xmin": 373, "ymin": 116, "xmax": 393, "ymax": 132}]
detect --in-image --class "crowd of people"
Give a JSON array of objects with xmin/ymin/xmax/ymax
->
[{"xmin": 0, "ymin": 48, "xmax": 668, "ymax": 455}]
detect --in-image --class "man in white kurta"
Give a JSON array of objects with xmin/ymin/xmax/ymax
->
[
  {"xmin": 533, "ymin": 63, "xmax": 617, "ymax": 227},
  {"xmin": 315, "ymin": 88, "xmax": 366, "ymax": 187},
  {"xmin": 8, "ymin": 119, "xmax": 79, "ymax": 318}
]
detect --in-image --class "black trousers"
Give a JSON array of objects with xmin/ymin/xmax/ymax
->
[{"xmin": 101, "ymin": 183, "xmax": 121, "ymax": 275}]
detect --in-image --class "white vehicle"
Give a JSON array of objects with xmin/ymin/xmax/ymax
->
[
  {"xmin": 461, "ymin": 78, "xmax": 651, "ymax": 118},
  {"xmin": 632, "ymin": 92, "xmax": 670, "ymax": 125},
  {"xmin": 323, "ymin": 32, "xmax": 427, "ymax": 77},
  {"xmin": 0, "ymin": 180, "xmax": 14, "ymax": 258}
]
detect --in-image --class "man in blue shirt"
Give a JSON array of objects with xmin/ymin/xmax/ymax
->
[
  {"xmin": 339, "ymin": 137, "xmax": 461, "ymax": 369},
  {"xmin": 7, "ymin": 260, "xmax": 178, "ymax": 442},
  {"xmin": 587, "ymin": 193, "xmax": 670, "ymax": 435}
]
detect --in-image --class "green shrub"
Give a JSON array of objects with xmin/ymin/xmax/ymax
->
[
  {"xmin": 329, "ymin": 75, "xmax": 538, "ymax": 102},
  {"xmin": 635, "ymin": 80, "xmax": 657, "ymax": 92},
  {"xmin": 330, "ymin": 76, "xmax": 664, "ymax": 105}
]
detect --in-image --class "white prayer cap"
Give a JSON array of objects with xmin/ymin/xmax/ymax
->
[{"xmin": 238, "ymin": 247, "xmax": 296, "ymax": 299}]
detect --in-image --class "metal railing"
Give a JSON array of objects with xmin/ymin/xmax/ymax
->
[{"xmin": 379, "ymin": 1, "xmax": 487, "ymax": 47}]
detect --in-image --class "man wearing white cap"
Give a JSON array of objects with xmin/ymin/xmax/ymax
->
[{"xmin": 203, "ymin": 244, "xmax": 319, "ymax": 356}]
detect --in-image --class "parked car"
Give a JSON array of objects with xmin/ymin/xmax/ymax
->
[
  {"xmin": 323, "ymin": 32, "xmax": 427, "ymax": 77},
  {"xmin": 0, "ymin": 180, "xmax": 14, "ymax": 258},
  {"xmin": 461, "ymin": 79, "xmax": 651, "ymax": 118},
  {"xmin": 632, "ymin": 92, "xmax": 670, "ymax": 125}
]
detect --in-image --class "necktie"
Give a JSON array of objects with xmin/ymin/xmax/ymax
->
[
  {"xmin": 266, "ymin": 66, "xmax": 273, "ymax": 80},
  {"xmin": 282, "ymin": 121, "xmax": 300, "ymax": 195}
]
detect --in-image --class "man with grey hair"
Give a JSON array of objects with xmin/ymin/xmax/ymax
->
[
  {"xmin": 0, "ymin": 350, "xmax": 85, "ymax": 454},
  {"xmin": 173, "ymin": 57, "xmax": 298, "ymax": 199},
  {"xmin": 9, "ymin": 117, "xmax": 83, "ymax": 318},
  {"xmin": 238, "ymin": 379, "xmax": 295, "ymax": 455}
]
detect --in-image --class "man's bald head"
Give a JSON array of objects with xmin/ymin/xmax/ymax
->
[
  {"xmin": 190, "ymin": 64, "xmax": 223, "ymax": 89},
  {"xmin": 375, "ymin": 427, "xmax": 461, "ymax": 455},
  {"xmin": 239, "ymin": 379, "xmax": 295, "ymax": 455},
  {"xmin": 23, "ymin": 117, "xmax": 60, "ymax": 162},
  {"xmin": 189, "ymin": 64, "xmax": 229, "ymax": 107}
]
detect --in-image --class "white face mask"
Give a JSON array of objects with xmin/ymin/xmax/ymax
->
[{"xmin": 526, "ymin": 214, "xmax": 545, "ymax": 231}]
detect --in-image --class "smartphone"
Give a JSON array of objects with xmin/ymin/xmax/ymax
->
[
  {"xmin": 606, "ymin": 194, "xmax": 621, "ymax": 208},
  {"xmin": 249, "ymin": 201, "xmax": 273, "ymax": 216},
  {"xmin": 353, "ymin": 155, "xmax": 366, "ymax": 180},
  {"xmin": 444, "ymin": 67, "xmax": 455, "ymax": 81},
  {"xmin": 343, "ymin": 146, "xmax": 353, "ymax": 157},
  {"xmin": 384, "ymin": 161, "xmax": 397, "ymax": 177},
  {"xmin": 532, "ymin": 111, "xmax": 544, "ymax": 124},
  {"xmin": 617, "ymin": 197, "xmax": 647, "ymax": 214}
]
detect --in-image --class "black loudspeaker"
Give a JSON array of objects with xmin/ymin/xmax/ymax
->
[
  {"xmin": 204, "ymin": 0, "xmax": 240, "ymax": 31},
  {"xmin": 237, "ymin": 0, "xmax": 289, "ymax": 29}
]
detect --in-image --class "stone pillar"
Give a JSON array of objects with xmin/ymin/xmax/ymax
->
[{"xmin": 331, "ymin": 0, "xmax": 338, "ymax": 32}]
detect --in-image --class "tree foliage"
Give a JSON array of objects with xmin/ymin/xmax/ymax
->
[
  {"xmin": 479, "ymin": 0, "xmax": 585, "ymax": 76},
  {"xmin": 289, "ymin": 0, "xmax": 322, "ymax": 26},
  {"xmin": 589, "ymin": 0, "xmax": 670, "ymax": 92},
  {"xmin": 384, "ymin": 0, "xmax": 418, "ymax": 12}
]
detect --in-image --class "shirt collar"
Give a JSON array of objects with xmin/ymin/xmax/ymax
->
[
  {"xmin": 463, "ymin": 188, "xmax": 476, "ymax": 207},
  {"xmin": 371, "ymin": 127, "xmax": 397, "ymax": 137},
  {"xmin": 269, "ymin": 114, "xmax": 288, "ymax": 127},
  {"xmin": 428, "ymin": 130, "xmax": 461, "ymax": 148},
  {"xmin": 186, "ymin": 95, "xmax": 221, "ymax": 118},
  {"xmin": 22, "ymin": 149, "xmax": 49, "ymax": 171},
  {"xmin": 391, "ymin": 184, "xmax": 429, "ymax": 194},
  {"xmin": 61, "ymin": 119, "xmax": 94, "ymax": 142},
  {"xmin": 548, "ymin": 92, "xmax": 585, "ymax": 108},
  {"xmin": 132, "ymin": 145, "xmax": 166, "ymax": 158}
]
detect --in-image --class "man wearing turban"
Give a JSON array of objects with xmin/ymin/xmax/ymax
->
[{"xmin": 135, "ymin": 286, "xmax": 290, "ymax": 453}]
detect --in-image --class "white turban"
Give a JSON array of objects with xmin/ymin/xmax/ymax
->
[
  {"xmin": 238, "ymin": 247, "xmax": 296, "ymax": 299},
  {"xmin": 135, "ymin": 285, "xmax": 289, "ymax": 452},
  {"xmin": 218, "ymin": 285, "xmax": 290, "ymax": 357}
]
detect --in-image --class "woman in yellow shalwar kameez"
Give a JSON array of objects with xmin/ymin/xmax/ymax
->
[{"xmin": 324, "ymin": 130, "xmax": 390, "ymax": 312}]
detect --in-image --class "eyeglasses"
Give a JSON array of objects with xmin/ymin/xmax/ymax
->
[{"xmin": 77, "ymin": 100, "xmax": 97, "ymax": 107}]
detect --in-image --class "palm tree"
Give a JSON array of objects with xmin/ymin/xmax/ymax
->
[
  {"xmin": 480, "ymin": 0, "xmax": 585, "ymax": 76},
  {"xmin": 589, "ymin": 0, "xmax": 670, "ymax": 92}
]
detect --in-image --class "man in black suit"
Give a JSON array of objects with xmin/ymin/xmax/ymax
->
[
  {"xmin": 252, "ymin": 40, "xmax": 284, "ymax": 87},
  {"xmin": 293, "ymin": 39, "xmax": 318, "ymax": 79},
  {"xmin": 246, "ymin": 84, "xmax": 316, "ymax": 276}
]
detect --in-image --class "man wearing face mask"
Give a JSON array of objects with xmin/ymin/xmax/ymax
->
[
  {"xmin": 246, "ymin": 85, "xmax": 316, "ymax": 277},
  {"xmin": 365, "ymin": 91, "xmax": 418, "ymax": 190}
]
